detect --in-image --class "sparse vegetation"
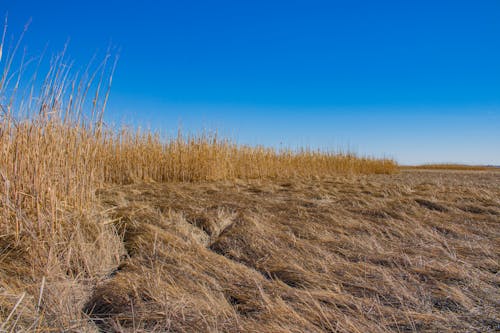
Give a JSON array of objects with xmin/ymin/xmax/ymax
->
[
  {"xmin": 403, "ymin": 164, "xmax": 499, "ymax": 171},
  {"xmin": 1, "ymin": 22, "xmax": 498, "ymax": 333}
]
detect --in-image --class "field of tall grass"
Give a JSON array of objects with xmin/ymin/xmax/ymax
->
[{"xmin": 0, "ymin": 22, "xmax": 397, "ymax": 330}]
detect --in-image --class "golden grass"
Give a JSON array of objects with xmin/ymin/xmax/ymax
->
[{"xmin": 100, "ymin": 131, "xmax": 397, "ymax": 184}]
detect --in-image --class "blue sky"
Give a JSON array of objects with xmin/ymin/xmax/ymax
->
[{"xmin": 4, "ymin": 0, "xmax": 500, "ymax": 164}]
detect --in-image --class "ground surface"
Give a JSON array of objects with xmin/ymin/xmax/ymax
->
[{"xmin": 85, "ymin": 170, "xmax": 500, "ymax": 332}]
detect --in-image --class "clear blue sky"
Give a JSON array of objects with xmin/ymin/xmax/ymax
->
[{"xmin": 4, "ymin": 0, "xmax": 500, "ymax": 164}]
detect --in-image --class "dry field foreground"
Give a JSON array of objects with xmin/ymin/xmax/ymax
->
[{"xmin": 76, "ymin": 169, "xmax": 499, "ymax": 332}]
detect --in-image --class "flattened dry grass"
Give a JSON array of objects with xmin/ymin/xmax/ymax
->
[{"xmin": 82, "ymin": 170, "xmax": 500, "ymax": 332}]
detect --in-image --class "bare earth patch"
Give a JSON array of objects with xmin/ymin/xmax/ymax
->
[{"xmin": 84, "ymin": 170, "xmax": 500, "ymax": 332}]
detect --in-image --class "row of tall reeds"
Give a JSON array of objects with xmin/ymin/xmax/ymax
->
[{"xmin": 1, "ymin": 35, "xmax": 396, "ymax": 208}]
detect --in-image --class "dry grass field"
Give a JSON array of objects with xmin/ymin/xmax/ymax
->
[
  {"xmin": 1, "ymin": 24, "xmax": 499, "ymax": 333},
  {"xmin": 81, "ymin": 169, "xmax": 499, "ymax": 332},
  {"xmin": 3, "ymin": 167, "xmax": 499, "ymax": 332}
]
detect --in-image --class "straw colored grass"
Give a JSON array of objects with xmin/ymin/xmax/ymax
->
[{"xmin": 85, "ymin": 170, "xmax": 500, "ymax": 332}]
